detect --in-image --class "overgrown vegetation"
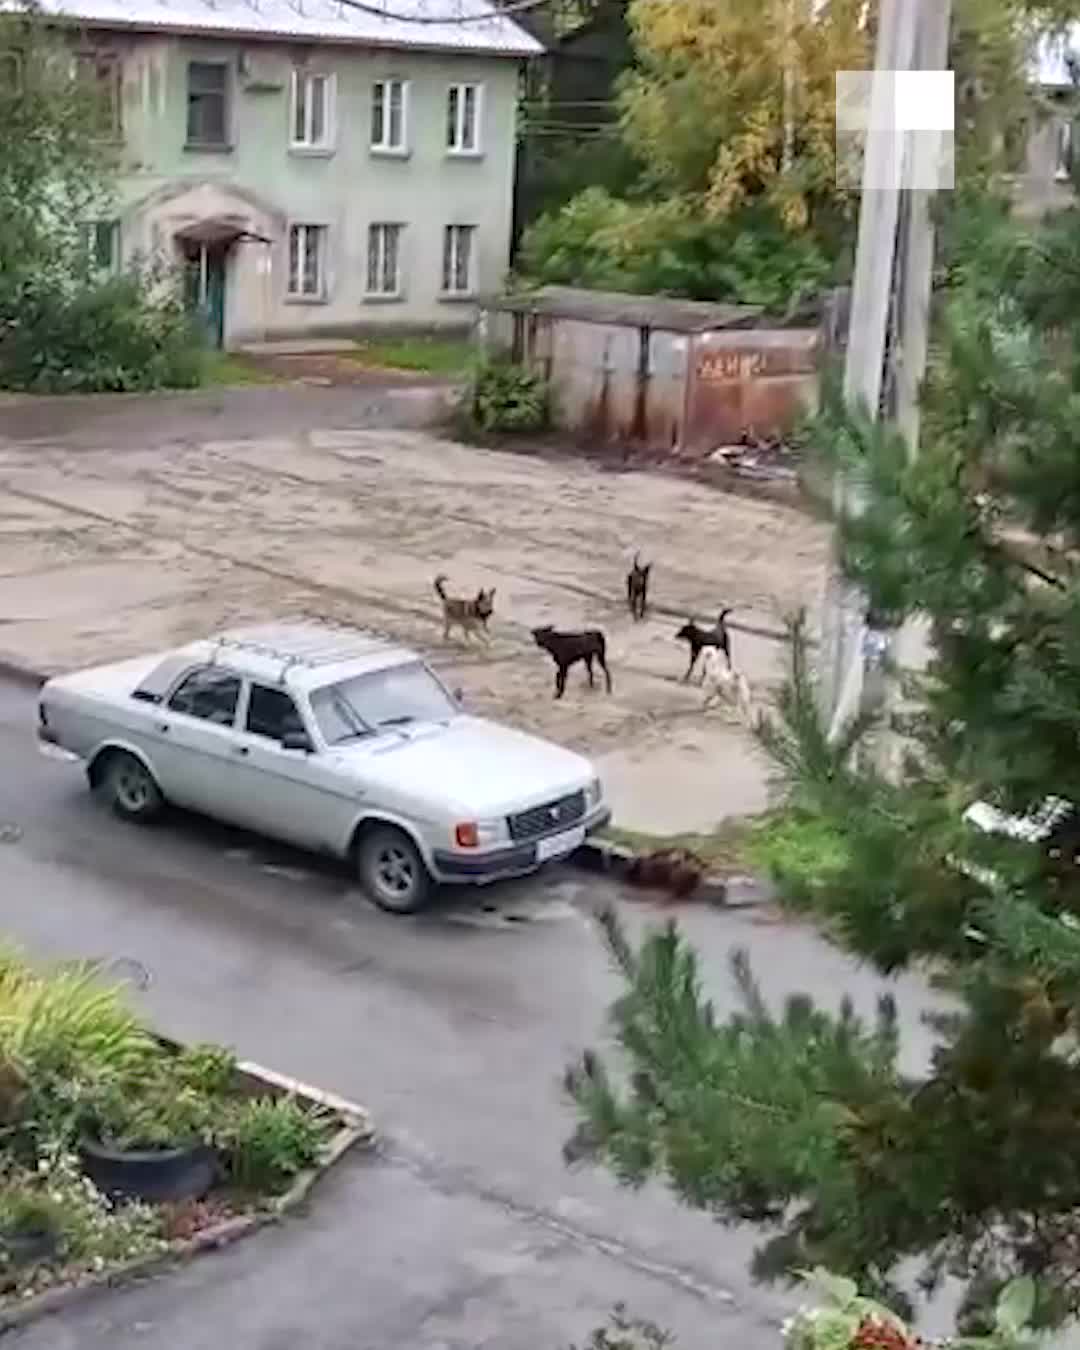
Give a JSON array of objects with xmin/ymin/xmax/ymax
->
[
  {"xmin": 563, "ymin": 189, "xmax": 1080, "ymax": 1337},
  {"xmin": 0, "ymin": 947, "xmax": 331, "ymax": 1300},
  {"xmin": 0, "ymin": 10, "xmax": 203, "ymax": 393},
  {"xmin": 519, "ymin": 191, "xmax": 834, "ymax": 312},
  {"xmin": 519, "ymin": 1, "xmax": 1071, "ymax": 309},
  {"xmin": 466, "ymin": 357, "xmax": 549, "ymax": 434}
]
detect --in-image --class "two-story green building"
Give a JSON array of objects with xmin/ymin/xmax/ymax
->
[{"xmin": 17, "ymin": 0, "xmax": 540, "ymax": 346}]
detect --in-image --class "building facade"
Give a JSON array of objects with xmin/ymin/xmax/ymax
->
[
  {"xmin": 1014, "ymin": 27, "xmax": 1080, "ymax": 218},
  {"xmin": 19, "ymin": 0, "xmax": 541, "ymax": 346}
]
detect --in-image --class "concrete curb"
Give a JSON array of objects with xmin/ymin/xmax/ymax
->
[
  {"xmin": 570, "ymin": 837, "xmax": 775, "ymax": 910},
  {"xmin": 0, "ymin": 1059, "xmax": 375, "ymax": 1338},
  {"xmin": 0, "ymin": 658, "xmax": 47, "ymax": 690}
]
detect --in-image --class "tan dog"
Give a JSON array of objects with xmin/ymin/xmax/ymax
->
[
  {"xmin": 434, "ymin": 574, "xmax": 495, "ymax": 642},
  {"xmin": 700, "ymin": 645, "xmax": 753, "ymax": 723}
]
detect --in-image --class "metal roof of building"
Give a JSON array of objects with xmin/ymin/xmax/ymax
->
[
  {"xmin": 488, "ymin": 286, "xmax": 763, "ymax": 334},
  {"xmin": 2, "ymin": 0, "xmax": 543, "ymax": 58}
]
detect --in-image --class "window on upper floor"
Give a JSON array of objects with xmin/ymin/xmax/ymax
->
[
  {"xmin": 446, "ymin": 83, "xmax": 482, "ymax": 154},
  {"xmin": 186, "ymin": 61, "xmax": 228, "ymax": 148},
  {"xmin": 442, "ymin": 224, "xmax": 475, "ymax": 296},
  {"xmin": 371, "ymin": 78, "xmax": 407, "ymax": 153},
  {"xmin": 366, "ymin": 223, "xmax": 403, "ymax": 297},
  {"xmin": 291, "ymin": 69, "xmax": 334, "ymax": 150},
  {"xmin": 288, "ymin": 223, "xmax": 328, "ymax": 299},
  {"xmin": 75, "ymin": 50, "xmax": 122, "ymax": 140}
]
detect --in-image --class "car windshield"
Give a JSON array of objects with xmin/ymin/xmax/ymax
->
[{"xmin": 310, "ymin": 662, "xmax": 457, "ymax": 745}]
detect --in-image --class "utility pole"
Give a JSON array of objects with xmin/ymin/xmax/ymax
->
[{"xmin": 820, "ymin": 0, "xmax": 952, "ymax": 748}]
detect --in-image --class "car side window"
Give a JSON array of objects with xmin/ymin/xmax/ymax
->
[
  {"xmin": 246, "ymin": 684, "xmax": 305, "ymax": 743},
  {"xmin": 167, "ymin": 668, "xmax": 241, "ymax": 726}
]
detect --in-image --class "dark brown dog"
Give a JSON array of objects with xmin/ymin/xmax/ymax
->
[
  {"xmin": 532, "ymin": 625, "xmax": 612, "ymax": 698},
  {"xmin": 434, "ymin": 575, "xmax": 495, "ymax": 642},
  {"xmin": 626, "ymin": 553, "xmax": 651, "ymax": 621}
]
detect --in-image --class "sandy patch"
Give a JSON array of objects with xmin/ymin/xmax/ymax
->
[{"xmin": 0, "ymin": 429, "xmax": 829, "ymax": 832}]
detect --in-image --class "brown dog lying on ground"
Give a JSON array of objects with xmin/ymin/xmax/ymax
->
[
  {"xmin": 434, "ymin": 574, "xmax": 495, "ymax": 642},
  {"xmin": 532, "ymin": 625, "xmax": 612, "ymax": 698}
]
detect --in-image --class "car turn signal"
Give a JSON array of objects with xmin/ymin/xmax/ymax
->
[{"xmin": 454, "ymin": 822, "xmax": 479, "ymax": 848}]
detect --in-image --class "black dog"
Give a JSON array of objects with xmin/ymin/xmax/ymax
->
[
  {"xmin": 675, "ymin": 610, "xmax": 733, "ymax": 682},
  {"xmin": 532, "ymin": 626, "xmax": 613, "ymax": 699},
  {"xmin": 626, "ymin": 553, "xmax": 651, "ymax": 621}
]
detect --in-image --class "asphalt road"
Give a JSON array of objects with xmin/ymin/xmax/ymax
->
[{"xmin": 0, "ymin": 677, "xmax": 943, "ymax": 1349}]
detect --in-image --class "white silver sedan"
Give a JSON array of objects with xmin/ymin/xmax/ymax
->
[{"xmin": 37, "ymin": 623, "xmax": 610, "ymax": 914}]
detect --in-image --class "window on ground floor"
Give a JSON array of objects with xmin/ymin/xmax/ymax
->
[
  {"xmin": 442, "ymin": 224, "xmax": 475, "ymax": 296},
  {"xmin": 287, "ymin": 223, "xmax": 327, "ymax": 299},
  {"xmin": 366, "ymin": 223, "xmax": 403, "ymax": 296},
  {"xmin": 85, "ymin": 219, "xmax": 120, "ymax": 273}
]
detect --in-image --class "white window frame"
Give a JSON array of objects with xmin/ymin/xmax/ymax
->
[
  {"xmin": 370, "ymin": 77, "xmax": 409, "ymax": 154},
  {"xmin": 446, "ymin": 82, "xmax": 483, "ymax": 155},
  {"xmin": 289, "ymin": 69, "xmax": 336, "ymax": 151},
  {"xmin": 366, "ymin": 222, "xmax": 404, "ymax": 299},
  {"xmin": 442, "ymin": 223, "xmax": 476, "ymax": 297},
  {"xmin": 286, "ymin": 222, "xmax": 328, "ymax": 301},
  {"xmin": 1056, "ymin": 116, "xmax": 1074, "ymax": 181}
]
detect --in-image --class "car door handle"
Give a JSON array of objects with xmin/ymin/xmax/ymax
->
[{"xmin": 230, "ymin": 745, "xmax": 249, "ymax": 757}]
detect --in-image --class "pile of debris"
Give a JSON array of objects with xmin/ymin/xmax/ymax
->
[{"xmin": 709, "ymin": 429, "xmax": 799, "ymax": 483}]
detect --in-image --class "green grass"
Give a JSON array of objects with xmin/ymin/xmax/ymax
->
[
  {"xmin": 200, "ymin": 353, "xmax": 280, "ymax": 386},
  {"xmin": 345, "ymin": 335, "xmax": 475, "ymax": 376},
  {"xmin": 599, "ymin": 814, "xmax": 778, "ymax": 874}
]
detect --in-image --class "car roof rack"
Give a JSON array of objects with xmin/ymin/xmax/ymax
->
[{"xmin": 208, "ymin": 625, "xmax": 398, "ymax": 681}]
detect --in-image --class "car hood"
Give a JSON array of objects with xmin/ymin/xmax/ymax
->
[{"xmin": 331, "ymin": 715, "xmax": 593, "ymax": 817}]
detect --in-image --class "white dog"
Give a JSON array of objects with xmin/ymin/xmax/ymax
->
[{"xmin": 700, "ymin": 646, "xmax": 754, "ymax": 723}]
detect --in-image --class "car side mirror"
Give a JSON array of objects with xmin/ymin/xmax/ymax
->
[
  {"xmin": 281, "ymin": 730, "xmax": 314, "ymax": 753},
  {"xmin": 453, "ymin": 687, "xmax": 464, "ymax": 703}
]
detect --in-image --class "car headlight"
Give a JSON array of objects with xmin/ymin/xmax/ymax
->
[
  {"xmin": 454, "ymin": 819, "xmax": 505, "ymax": 848},
  {"xmin": 586, "ymin": 777, "xmax": 603, "ymax": 809}
]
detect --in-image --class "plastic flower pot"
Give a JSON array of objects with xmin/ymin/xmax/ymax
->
[{"xmin": 78, "ymin": 1137, "xmax": 218, "ymax": 1204}]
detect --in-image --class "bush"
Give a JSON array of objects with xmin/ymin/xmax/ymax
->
[
  {"xmin": 468, "ymin": 358, "xmax": 549, "ymax": 434},
  {"xmin": 0, "ymin": 268, "xmax": 204, "ymax": 394},
  {"xmin": 518, "ymin": 189, "xmax": 834, "ymax": 314},
  {"xmin": 746, "ymin": 811, "xmax": 854, "ymax": 905},
  {"xmin": 221, "ymin": 1098, "xmax": 328, "ymax": 1193}
]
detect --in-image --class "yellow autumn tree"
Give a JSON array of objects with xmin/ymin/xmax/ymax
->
[{"xmin": 618, "ymin": 0, "xmax": 871, "ymax": 231}]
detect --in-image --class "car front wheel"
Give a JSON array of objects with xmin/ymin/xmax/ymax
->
[
  {"xmin": 355, "ymin": 826, "xmax": 432, "ymax": 915},
  {"xmin": 100, "ymin": 751, "xmax": 164, "ymax": 823}
]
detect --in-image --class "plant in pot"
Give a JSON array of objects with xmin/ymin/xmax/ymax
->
[
  {"xmin": 0, "ymin": 1187, "xmax": 61, "ymax": 1272},
  {"xmin": 79, "ymin": 1071, "xmax": 220, "ymax": 1205}
]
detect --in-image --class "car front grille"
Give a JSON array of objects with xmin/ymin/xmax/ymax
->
[{"xmin": 508, "ymin": 789, "xmax": 586, "ymax": 843}]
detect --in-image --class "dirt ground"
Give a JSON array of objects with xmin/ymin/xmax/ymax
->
[{"xmin": 0, "ymin": 425, "xmax": 830, "ymax": 833}]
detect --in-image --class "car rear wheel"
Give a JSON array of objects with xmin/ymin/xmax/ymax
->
[
  {"xmin": 355, "ymin": 826, "xmax": 432, "ymax": 915},
  {"xmin": 100, "ymin": 752, "xmax": 164, "ymax": 823}
]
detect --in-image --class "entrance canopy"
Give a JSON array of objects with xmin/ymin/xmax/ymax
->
[{"xmin": 173, "ymin": 215, "xmax": 268, "ymax": 249}]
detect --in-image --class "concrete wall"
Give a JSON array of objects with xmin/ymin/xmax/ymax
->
[{"xmin": 91, "ymin": 31, "xmax": 521, "ymax": 344}]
